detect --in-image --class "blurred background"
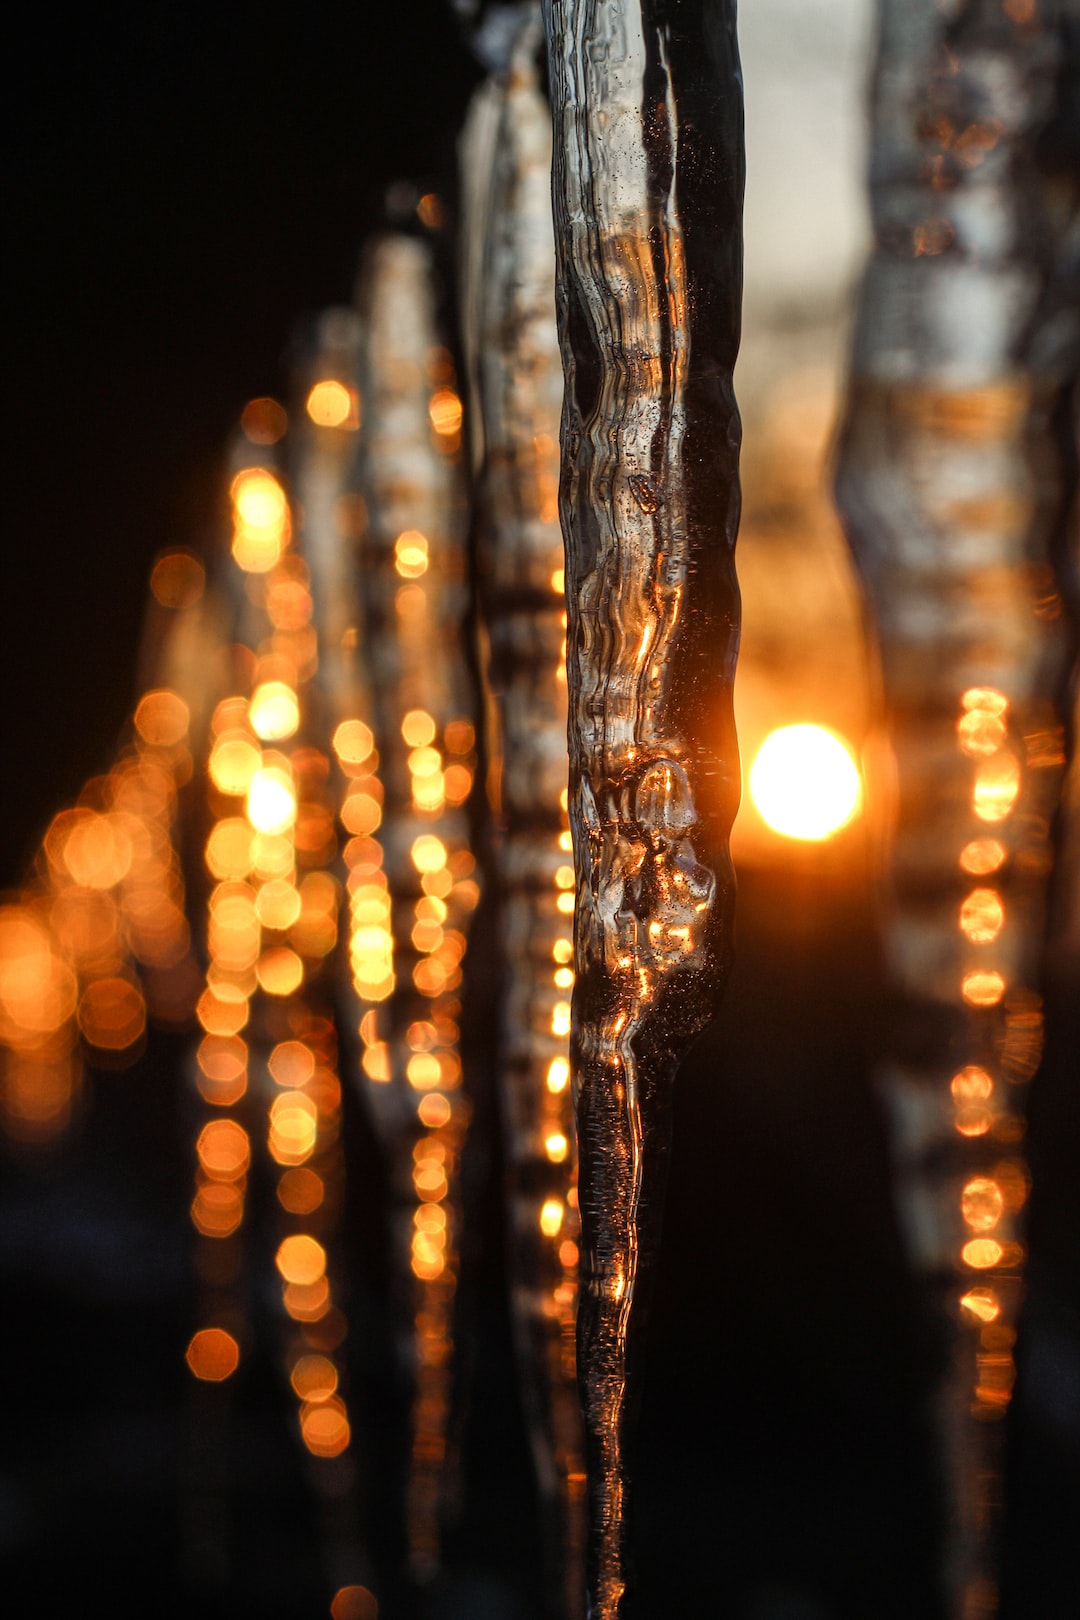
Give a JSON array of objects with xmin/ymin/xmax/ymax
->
[{"xmin": 4, "ymin": 3, "xmax": 1076, "ymax": 1616}]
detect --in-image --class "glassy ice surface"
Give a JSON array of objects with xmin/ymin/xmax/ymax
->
[
  {"xmin": 834, "ymin": 3, "xmax": 1079, "ymax": 1612},
  {"xmin": 460, "ymin": 15, "xmax": 585, "ymax": 1616},
  {"xmin": 543, "ymin": 2, "xmax": 744, "ymax": 1612}
]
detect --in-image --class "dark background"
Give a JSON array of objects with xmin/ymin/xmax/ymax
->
[{"xmin": 4, "ymin": 5, "xmax": 1077, "ymax": 1618}]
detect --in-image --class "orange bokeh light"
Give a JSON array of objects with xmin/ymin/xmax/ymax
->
[{"xmin": 186, "ymin": 1328, "xmax": 240, "ymax": 1382}]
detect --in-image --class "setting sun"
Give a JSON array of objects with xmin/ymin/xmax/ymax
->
[{"xmin": 749, "ymin": 724, "xmax": 862, "ymax": 841}]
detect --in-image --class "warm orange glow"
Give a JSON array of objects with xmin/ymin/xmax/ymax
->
[
  {"xmin": 417, "ymin": 191, "xmax": 443, "ymax": 229},
  {"xmin": 960, "ymin": 838, "xmax": 1007, "ymax": 875},
  {"xmin": 547, "ymin": 1057, "xmax": 570, "ymax": 1094},
  {"xmin": 960, "ymin": 1288, "xmax": 1001, "ymax": 1323},
  {"xmin": 150, "ymin": 550, "xmax": 205, "ymax": 610},
  {"xmin": 278, "ymin": 1167, "xmax": 324, "ymax": 1214},
  {"xmin": 407, "ymin": 1052, "xmax": 442, "ymax": 1090},
  {"xmin": 554, "ymin": 865, "xmax": 575, "ymax": 891},
  {"xmin": 545, "ymin": 1132, "xmax": 569, "ymax": 1164},
  {"xmin": 960, "ymin": 888, "xmax": 1004, "ymax": 943},
  {"xmin": 411, "ymin": 835, "xmax": 447, "ymax": 874},
  {"xmin": 300, "ymin": 1395, "xmax": 350, "ymax": 1457},
  {"xmin": 963, "ymin": 970, "xmax": 1006, "ymax": 1007},
  {"xmin": 330, "ymin": 1585, "xmax": 379, "ymax": 1620},
  {"xmin": 749, "ymin": 725, "xmax": 862, "ymax": 841},
  {"xmin": 559, "ymin": 1240, "xmax": 579, "ymax": 1270},
  {"xmin": 205, "ymin": 818, "xmax": 255, "ymax": 880},
  {"xmin": 445, "ymin": 720, "xmax": 475, "ymax": 755},
  {"xmin": 268, "ymin": 1039, "xmax": 315, "ymax": 1088},
  {"xmin": 255, "ymin": 879, "xmax": 301, "ymax": 931},
  {"xmin": 962, "ymin": 686, "xmax": 1008, "ymax": 717},
  {"xmin": 249, "ymin": 681, "xmax": 299, "ymax": 742},
  {"xmin": 240, "ymin": 397, "xmax": 287, "ymax": 444},
  {"xmin": 963, "ymin": 1238, "xmax": 1004, "ymax": 1269},
  {"xmin": 191, "ymin": 1181, "xmax": 244, "ymax": 1238},
  {"xmin": 556, "ymin": 891, "xmax": 575, "ymax": 915},
  {"xmin": 269, "ymin": 1090, "xmax": 318, "ymax": 1164},
  {"xmin": 134, "ymin": 689, "xmax": 190, "ymax": 748},
  {"xmin": 418, "ymin": 1093, "xmax": 451, "ymax": 1128},
  {"xmin": 198, "ymin": 1119, "xmax": 251, "ymax": 1181},
  {"xmin": 962, "ymin": 1177, "xmax": 1004, "ymax": 1232},
  {"xmin": 231, "ymin": 468, "xmax": 290, "ymax": 573},
  {"xmin": 540, "ymin": 1198, "xmax": 564, "ymax": 1237},
  {"xmin": 333, "ymin": 719, "xmax": 374, "ymax": 765},
  {"xmin": 0, "ymin": 910, "xmax": 78, "ymax": 1040},
  {"xmin": 341, "ymin": 789, "xmax": 382, "ymax": 836},
  {"xmin": 56, "ymin": 810, "xmax": 133, "ymax": 890},
  {"xmin": 209, "ymin": 733, "xmax": 262, "ymax": 796},
  {"xmin": 246, "ymin": 766, "xmax": 296, "ymax": 835},
  {"xmin": 256, "ymin": 946, "xmax": 304, "ymax": 997},
  {"xmin": 402, "ymin": 709, "xmax": 436, "ymax": 748},
  {"xmin": 186, "ymin": 1328, "xmax": 240, "ymax": 1382},
  {"xmin": 306, "ymin": 380, "xmax": 357, "ymax": 429},
  {"xmin": 196, "ymin": 983, "xmax": 250, "ymax": 1037},
  {"xmin": 77, "ymin": 978, "xmax": 146, "ymax": 1051},
  {"xmin": 394, "ymin": 530, "xmax": 429, "ymax": 578},
  {"xmin": 275, "ymin": 1233, "xmax": 327, "ymax": 1286},
  {"xmin": 283, "ymin": 1277, "xmax": 331, "ymax": 1321},
  {"xmin": 428, "ymin": 388, "xmax": 463, "ymax": 436},
  {"xmin": 951, "ymin": 1066, "xmax": 993, "ymax": 1102},
  {"xmin": 973, "ymin": 755, "xmax": 1020, "ymax": 823},
  {"xmin": 291, "ymin": 1353, "xmax": 338, "ymax": 1402},
  {"xmin": 551, "ymin": 1003, "xmax": 571, "ymax": 1038}
]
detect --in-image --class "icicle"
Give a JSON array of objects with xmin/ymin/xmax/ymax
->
[
  {"xmin": 541, "ymin": 4, "xmax": 744, "ymax": 1614},
  {"xmin": 460, "ymin": 12, "xmax": 585, "ymax": 1615},
  {"xmin": 834, "ymin": 4, "xmax": 1078, "ymax": 1614},
  {"xmin": 354, "ymin": 232, "xmax": 480, "ymax": 1585}
]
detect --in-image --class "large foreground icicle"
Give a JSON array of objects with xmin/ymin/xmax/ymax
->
[
  {"xmin": 542, "ymin": 3, "xmax": 744, "ymax": 1613},
  {"xmin": 834, "ymin": 4, "xmax": 1078, "ymax": 1614},
  {"xmin": 460, "ymin": 15, "xmax": 585, "ymax": 1616}
]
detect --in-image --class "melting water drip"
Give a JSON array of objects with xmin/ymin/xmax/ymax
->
[
  {"xmin": 355, "ymin": 230, "xmax": 480, "ymax": 1584},
  {"xmin": 543, "ymin": 1, "xmax": 744, "ymax": 1612},
  {"xmin": 460, "ymin": 12, "xmax": 585, "ymax": 1614},
  {"xmin": 834, "ymin": 3, "xmax": 1078, "ymax": 1613}
]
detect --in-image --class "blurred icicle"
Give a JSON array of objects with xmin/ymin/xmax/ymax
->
[
  {"xmin": 354, "ymin": 233, "xmax": 480, "ymax": 1585},
  {"xmin": 460, "ymin": 12, "xmax": 585, "ymax": 1615},
  {"xmin": 542, "ymin": 3, "xmax": 744, "ymax": 1614},
  {"xmin": 834, "ymin": 3, "xmax": 1079, "ymax": 1614}
]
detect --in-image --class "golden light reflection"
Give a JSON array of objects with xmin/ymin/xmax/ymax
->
[
  {"xmin": 428, "ymin": 388, "xmax": 463, "ymax": 437},
  {"xmin": 231, "ymin": 468, "xmax": 290, "ymax": 573},
  {"xmin": 275, "ymin": 1233, "xmax": 327, "ymax": 1286},
  {"xmin": 246, "ymin": 766, "xmax": 297, "ymax": 835},
  {"xmin": 134, "ymin": 689, "xmax": 190, "ymax": 748},
  {"xmin": 198, "ymin": 1119, "xmax": 251, "ymax": 1181},
  {"xmin": 962, "ymin": 1238, "xmax": 1005, "ymax": 1269},
  {"xmin": 395, "ymin": 528, "xmax": 431, "ymax": 580},
  {"xmin": 749, "ymin": 724, "xmax": 862, "ymax": 841},
  {"xmin": 185, "ymin": 1328, "xmax": 240, "ymax": 1382},
  {"xmin": 333, "ymin": 719, "xmax": 374, "ymax": 765},
  {"xmin": 973, "ymin": 754, "xmax": 1021, "ymax": 823},
  {"xmin": 960, "ymin": 1288, "xmax": 1001, "ymax": 1324},
  {"xmin": 300, "ymin": 1395, "xmax": 350, "ymax": 1457},
  {"xmin": 959, "ymin": 888, "xmax": 1005, "ymax": 943},
  {"xmin": 291, "ymin": 1353, "xmax": 338, "ymax": 1401},
  {"xmin": 961, "ymin": 1177, "xmax": 1005, "ymax": 1232},
  {"xmin": 306, "ymin": 380, "xmax": 358, "ymax": 429},
  {"xmin": 962, "ymin": 970, "xmax": 1006, "ymax": 1007},
  {"xmin": 249, "ymin": 681, "xmax": 300, "ymax": 742},
  {"xmin": 960, "ymin": 838, "xmax": 1007, "ymax": 876}
]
